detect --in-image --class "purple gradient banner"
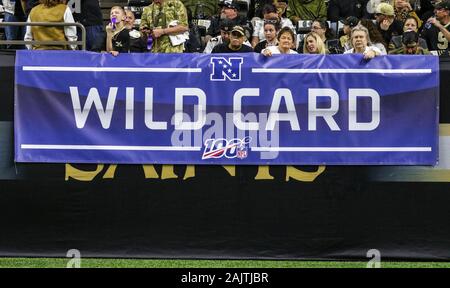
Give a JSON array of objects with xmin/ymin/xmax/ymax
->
[{"xmin": 15, "ymin": 50, "xmax": 439, "ymax": 165}]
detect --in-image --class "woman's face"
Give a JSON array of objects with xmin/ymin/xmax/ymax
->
[
  {"xmin": 264, "ymin": 24, "xmax": 277, "ymax": 42},
  {"xmin": 404, "ymin": 18, "xmax": 418, "ymax": 32},
  {"xmin": 352, "ymin": 30, "xmax": 368, "ymax": 50},
  {"xmin": 311, "ymin": 21, "xmax": 325, "ymax": 38},
  {"xmin": 279, "ymin": 31, "xmax": 293, "ymax": 50},
  {"xmin": 306, "ymin": 35, "xmax": 318, "ymax": 53}
]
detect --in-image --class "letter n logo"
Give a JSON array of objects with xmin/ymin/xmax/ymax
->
[{"xmin": 210, "ymin": 57, "xmax": 243, "ymax": 81}]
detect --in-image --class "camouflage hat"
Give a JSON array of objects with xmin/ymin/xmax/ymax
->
[
  {"xmin": 231, "ymin": 25, "xmax": 245, "ymax": 36},
  {"xmin": 376, "ymin": 3, "xmax": 395, "ymax": 16}
]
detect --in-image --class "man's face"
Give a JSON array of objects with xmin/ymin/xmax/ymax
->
[
  {"xmin": 125, "ymin": 11, "xmax": 135, "ymax": 29},
  {"xmin": 404, "ymin": 44, "xmax": 418, "ymax": 54},
  {"xmin": 220, "ymin": 30, "xmax": 231, "ymax": 42},
  {"xmin": 374, "ymin": 13, "xmax": 386, "ymax": 23},
  {"xmin": 435, "ymin": 7, "xmax": 449, "ymax": 21},
  {"xmin": 229, "ymin": 31, "xmax": 244, "ymax": 48},
  {"xmin": 221, "ymin": 7, "xmax": 238, "ymax": 19}
]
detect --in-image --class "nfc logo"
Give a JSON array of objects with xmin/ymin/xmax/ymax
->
[{"xmin": 210, "ymin": 57, "xmax": 243, "ymax": 81}]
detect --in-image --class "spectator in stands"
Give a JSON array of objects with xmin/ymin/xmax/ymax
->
[
  {"xmin": 375, "ymin": 2, "xmax": 404, "ymax": 44},
  {"xmin": 262, "ymin": 26, "xmax": 298, "ymax": 55},
  {"xmin": 140, "ymin": 0, "xmax": 189, "ymax": 53},
  {"xmin": 24, "ymin": 0, "xmax": 77, "ymax": 50},
  {"xmin": 181, "ymin": 0, "xmax": 219, "ymax": 19},
  {"xmin": 340, "ymin": 16, "xmax": 359, "ymax": 51},
  {"xmin": 344, "ymin": 24, "xmax": 382, "ymax": 59},
  {"xmin": 249, "ymin": 0, "xmax": 273, "ymax": 19},
  {"xmin": 421, "ymin": 0, "xmax": 449, "ymax": 55},
  {"xmin": 302, "ymin": 31, "xmax": 328, "ymax": 53},
  {"xmin": 206, "ymin": 0, "xmax": 252, "ymax": 44},
  {"xmin": 72, "ymin": 0, "xmax": 104, "ymax": 51},
  {"xmin": 286, "ymin": 0, "xmax": 327, "ymax": 25},
  {"xmin": 327, "ymin": 0, "xmax": 370, "ymax": 22},
  {"xmin": 254, "ymin": 19, "xmax": 280, "ymax": 53},
  {"xmin": 106, "ymin": 6, "xmax": 129, "ymax": 56},
  {"xmin": 204, "ymin": 18, "xmax": 252, "ymax": 53},
  {"xmin": 124, "ymin": 9, "xmax": 148, "ymax": 53},
  {"xmin": 389, "ymin": 29, "xmax": 431, "ymax": 53},
  {"xmin": 1, "ymin": 0, "xmax": 26, "ymax": 49},
  {"xmin": 212, "ymin": 25, "xmax": 254, "ymax": 52},
  {"xmin": 308, "ymin": 19, "xmax": 341, "ymax": 53},
  {"xmin": 393, "ymin": 0, "xmax": 423, "ymax": 27},
  {"xmin": 391, "ymin": 0, "xmax": 435, "ymax": 22},
  {"xmin": 251, "ymin": 3, "xmax": 294, "ymax": 47},
  {"xmin": 389, "ymin": 16, "xmax": 428, "ymax": 51},
  {"xmin": 360, "ymin": 18, "xmax": 388, "ymax": 53}
]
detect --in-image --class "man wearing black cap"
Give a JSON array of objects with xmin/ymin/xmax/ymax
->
[
  {"xmin": 389, "ymin": 30, "xmax": 430, "ymax": 54},
  {"xmin": 204, "ymin": 18, "xmax": 253, "ymax": 53},
  {"xmin": 421, "ymin": 0, "xmax": 450, "ymax": 55},
  {"xmin": 205, "ymin": 0, "xmax": 252, "ymax": 44},
  {"xmin": 211, "ymin": 25, "xmax": 254, "ymax": 52},
  {"xmin": 340, "ymin": 16, "xmax": 359, "ymax": 51}
]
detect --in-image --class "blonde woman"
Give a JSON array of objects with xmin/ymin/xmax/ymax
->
[{"xmin": 303, "ymin": 32, "xmax": 328, "ymax": 54}]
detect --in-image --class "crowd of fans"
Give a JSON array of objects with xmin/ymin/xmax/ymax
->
[{"xmin": 1, "ymin": 0, "xmax": 449, "ymax": 56}]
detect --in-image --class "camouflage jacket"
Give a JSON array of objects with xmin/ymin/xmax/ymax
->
[
  {"xmin": 180, "ymin": 0, "xmax": 219, "ymax": 19},
  {"xmin": 140, "ymin": 0, "xmax": 188, "ymax": 53},
  {"xmin": 287, "ymin": 0, "xmax": 327, "ymax": 22}
]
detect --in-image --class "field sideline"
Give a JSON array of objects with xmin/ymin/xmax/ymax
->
[{"xmin": 0, "ymin": 258, "xmax": 449, "ymax": 268}]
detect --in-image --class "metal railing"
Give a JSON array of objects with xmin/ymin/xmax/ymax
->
[{"xmin": 0, "ymin": 22, "xmax": 86, "ymax": 50}]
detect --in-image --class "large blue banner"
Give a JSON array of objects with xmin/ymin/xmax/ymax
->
[{"xmin": 15, "ymin": 50, "xmax": 439, "ymax": 165}]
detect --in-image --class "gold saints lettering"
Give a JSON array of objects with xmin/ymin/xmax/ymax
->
[{"xmin": 65, "ymin": 164, "xmax": 326, "ymax": 182}]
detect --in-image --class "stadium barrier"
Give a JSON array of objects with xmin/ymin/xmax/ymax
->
[{"xmin": 0, "ymin": 51, "xmax": 449, "ymax": 260}]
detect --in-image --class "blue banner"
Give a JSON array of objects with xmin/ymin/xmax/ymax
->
[{"xmin": 15, "ymin": 50, "xmax": 439, "ymax": 165}]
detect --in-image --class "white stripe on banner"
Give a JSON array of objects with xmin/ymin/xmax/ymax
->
[
  {"xmin": 22, "ymin": 66, "xmax": 202, "ymax": 73},
  {"xmin": 251, "ymin": 68, "xmax": 432, "ymax": 74},
  {"xmin": 251, "ymin": 147, "xmax": 432, "ymax": 152},
  {"xmin": 20, "ymin": 145, "xmax": 431, "ymax": 152},
  {"xmin": 21, "ymin": 145, "xmax": 202, "ymax": 151}
]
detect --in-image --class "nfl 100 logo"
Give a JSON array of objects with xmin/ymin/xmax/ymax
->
[
  {"xmin": 210, "ymin": 57, "xmax": 244, "ymax": 81},
  {"xmin": 202, "ymin": 137, "xmax": 252, "ymax": 160}
]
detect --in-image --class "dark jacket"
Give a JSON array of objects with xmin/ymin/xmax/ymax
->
[
  {"xmin": 72, "ymin": 0, "xmax": 103, "ymax": 27},
  {"xmin": 327, "ymin": 0, "xmax": 370, "ymax": 22}
]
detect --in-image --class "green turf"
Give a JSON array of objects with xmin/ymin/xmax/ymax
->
[{"xmin": 0, "ymin": 258, "xmax": 449, "ymax": 268}]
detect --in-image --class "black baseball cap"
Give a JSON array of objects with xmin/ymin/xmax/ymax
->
[
  {"xmin": 402, "ymin": 31, "xmax": 419, "ymax": 47},
  {"xmin": 220, "ymin": 19, "xmax": 235, "ymax": 32},
  {"xmin": 219, "ymin": 0, "xmax": 238, "ymax": 10},
  {"xmin": 343, "ymin": 16, "xmax": 359, "ymax": 27},
  {"xmin": 435, "ymin": 0, "xmax": 450, "ymax": 10}
]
